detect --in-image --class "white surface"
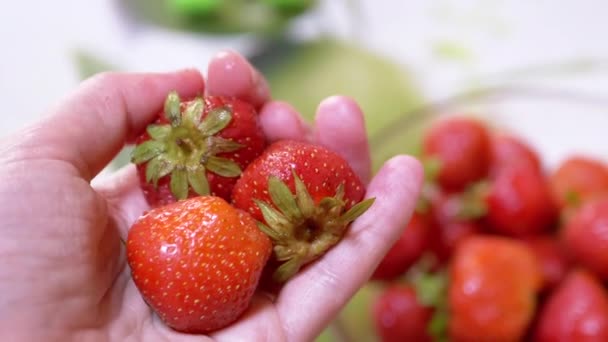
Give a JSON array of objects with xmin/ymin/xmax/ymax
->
[{"xmin": 1, "ymin": 0, "xmax": 608, "ymax": 167}]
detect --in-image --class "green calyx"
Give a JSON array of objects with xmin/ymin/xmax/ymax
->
[
  {"xmin": 255, "ymin": 170, "xmax": 375, "ymax": 283},
  {"xmin": 131, "ymin": 91, "xmax": 243, "ymax": 200},
  {"xmin": 408, "ymin": 256, "xmax": 449, "ymax": 342}
]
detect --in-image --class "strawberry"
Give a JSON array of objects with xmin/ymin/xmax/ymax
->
[
  {"xmin": 562, "ymin": 198, "xmax": 608, "ymax": 281},
  {"xmin": 485, "ymin": 165, "xmax": 557, "ymax": 236},
  {"xmin": 422, "ymin": 116, "xmax": 491, "ymax": 192},
  {"xmin": 371, "ymin": 212, "xmax": 432, "ymax": 281},
  {"xmin": 126, "ymin": 196, "xmax": 272, "ymax": 333},
  {"xmin": 231, "ymin": 140, "xmax": 374, "ymax": 282},
  {"xmin": 489, "ymin": 133, "xmax": 542, "ymax": 176},
  {"xmin": 522, "ymin": 235, "xmax": 571, "ymax": 292},
  {"xmin": 372, "ymin": 284, "xmax": 434, "ymax": 342},
  {"xmin": 550, "ymin": 156, "xmax": 608, "ymax": 209},
  {"xmin": 534, "ymin": 270, "xmax": 608, "ymax": 341},
  {"xmin": 132, "ymin": 91, "xmax": 266, "ymax": 207},
  {"xmin": 449, "ymin": 235, "xmax": 542, "ymax": 341}
]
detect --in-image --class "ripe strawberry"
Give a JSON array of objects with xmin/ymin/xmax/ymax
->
[
  {"xmin": 126, "ymin": 196, "xmax": 272, "ymax": 333},
  {"xmin": 231, "ymin": 140, "xmax": 374, "ymax": 282},
  {"xmin": 534, "ymin": 270, "xmax": 608, "ymax": 341},
  {"xmin": 522, "ymin": 235, "xmax": 571, "ymax": 291},
  {"xmin": 489, "ymin": 133, "xmax": 542, "ymax": 176},
  {"xmin": 422, "ymin": 116, "xmax": 491, "ymax": 192},
  {"xmin": 550, "ymin": 156, "xmax": 608, "ymax": 209},
  {"xmin": 132, "ymin": 91, "xmax": 266, "ymax": 207},
  {"xmin": 485, "ymin": 165, "xmax": 557, "ymax": 236},
  {"xmin": 562, "ymin": 198, "xmax": 608, "ymax": 281},
  {"xmin": 449, "ymin": 235, "xmax": 541, "ymax": 341},
  {"xmin": 371, "ymin": 212, "xmax": 432, "ymax": 281},
  {"xmin": 372, "ymin": 285, "xmax": 434, "ymax": 342}
]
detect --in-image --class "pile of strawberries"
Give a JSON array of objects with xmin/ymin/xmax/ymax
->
[
  {"xmin": 126, "ymin": 92, "xmax": 374, "ymax": 333},
  {"xmin": 370, "ymin": 116, "xmax": 608, "ymax": 341}
]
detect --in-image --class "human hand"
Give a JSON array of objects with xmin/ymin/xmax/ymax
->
[{"xmin": 0, "ymin": 51, "xmax": 422, "ymax": 342}]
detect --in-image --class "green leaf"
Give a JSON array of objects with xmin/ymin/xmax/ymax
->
[
  {"xmin": 422, "ymin": 156, "xmax": 442, "ymax": 184},
  {"xmin": 273, "ymin": 257, "xmax": 303, "ymax": 283},
  {"xmin": 413, "ymin": 272, "xmax": 447, "ymax": 307},
  {"xmin": 146, "ymin": 124, "xmax": 172, "ymax": 141},
  {"xmin": 184, "ymin": 98, "xmax": 204, "ymax": 126},
  {"xmin": 145, "ymin": 157, "xmax": 162, "ymax": 186},
  {"xmin": 164, "ymin": 91, "xmax": 182, "ymax": 126},
  {"xmin": 334, "ymin": 183, "xmax": 345, "ymax": 201},
  {"xmin": 256, "ymin": 221, "xmax": 281, "ymax": 241},
  {"xmin": 268, "ymin": 176, "xmax": 301, "ymax": 222},
  {"xmin": 340, "ymin": 198, "xmax": 375, "ymax": 223},
  {"xmin": 170, "ymin": 168, "xmax": 189, "ymax": 200},
  {"xmin": 254, "ymin": 199, "xmax": 292, "ymax": 236},
  {"xmin": 293, "ymin": 170, "xmax": 315, "ymax": 218},
  {"xmin": 187, "ymin": 168, "xmax": 209, "ymax": 196},
  {"xmin": 131, "ymin": 140, "xmax": 165, "ymax": 164},
  {"xmin": 456, "ymin": 181, "xmax": 489, "ymax": 220},
  {"xmin": 318, "ymin": 197, "xmax": 341, "ymax": 210},
  {"xmin": 205, "ymin": 156, "xmax": 242, "ymax": 177},
  {"xmin": 198, "ymin": 107, "xmax": 232, "ymax": 136},
  {"xmin": 428, "ymin": 307, "xmax": 449, "ymax": 342},
  {"xmin": 157, "ymin": 158, "xmax": 175, "ymax": 180},
  {"xmin": 206, "ymin": 136, "xmax": 244, "ymax": 154}
]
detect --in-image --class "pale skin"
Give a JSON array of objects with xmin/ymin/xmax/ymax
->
[{"xmin": 0, "ymin": 51, "xmax": 423, "ymax": 342}]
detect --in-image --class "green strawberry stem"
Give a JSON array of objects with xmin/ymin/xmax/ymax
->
[
  {"xmin": 409, "ymin": 260, "xmax": 449, "ymax": 342},
  {"xmin": 455, "ymin": 181, "xmax": 489, "ymax": 220},
  {"xmin": 256, "ymin": 170, "xmax": 375, "ymax": 282},
  {"xmin": 131, "ymin": 91, "xmax": 243, "ymax": 200}
]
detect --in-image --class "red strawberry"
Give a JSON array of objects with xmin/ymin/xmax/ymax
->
[
  {"xmin": 422, "ymin": 116, "xmax": 491, "ymax": 192},
  {"xmin": 550, "ymin": 156, "xmax": 608, "ymax": 209},
  {"xmin": 126, "ymin": 196, "xmax": 272, "ymax": 333},
  {"xmin": 562, "ymin": 198, "xmax": 608, "ymax": 281},
  {"xmin": 485, "ymin": 165, "xmax": 557, "ymax": 236},
  {"xmin": 372, "ymin": 285, "xmax": 434, "ymax": 342},
  {"xmin": 371, "ymin": 212, "xmax": 432, "ymax": 281},
  {"xmin": 449, "ymin": 235, "xmax": 542, "ymax": 341},
  {"xmin": 534, "ymin": 270, "xmax": 608, "ymax": 341},
  {"xmin": 489, "ymin": 133, "xmax": 542, "ymax": 176},
  {"xmin": 231, "ymin": 140, "xmax": 374, "ymax": 282},
  {"xmin": 132, "ymin": 91, "xmax": 266, "ymax": 207},
  {"xmin": 428, "ymin": 192, "xmax": 482, "ymax": 263},
  {"xmin": 522, "ymin": 235, "xmax": 571, "ymax": 291}
]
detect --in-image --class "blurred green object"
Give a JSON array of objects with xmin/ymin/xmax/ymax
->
[
  {"xmin": 168, "ymin": 0, "xmax": 221, "ymax": 17},
  {"xmin": 262, "ymin": 0, "xmax": 315, "ymax": 14},
  {"xmin": 255, "ymin": 39, "xmax": 426, "ymax": 170},
  {"xmin": 73, "ymin": 49, "xmax": 118, "ymax": 79},
  {"xmin": 123, "ymin": 0, "xmax": 313, "ymax": 34}
]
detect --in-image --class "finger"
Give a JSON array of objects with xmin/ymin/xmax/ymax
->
[
  {"xmin": 24, "ymin": 70, "xmax": 205, "ymax": 180},
  {"xmin": 210, "ymin": 295, "xmax": 286, "ymax": 342},
  {"xmin": 275, "ymin": 155, "xmax": 423, "ymax": 342},
  {"xmin": 259, "ymin": 101, "xmax": 312, "ymax": 142},
  {"xmin": 314, "ymin": 96, "xmax": 372, "ymax": 184},
  {"xmin": 92, "ymin": 165, "xmax": 148, "ymax": 239},
  {"xmin": 207, "ymin": 50, "xmax": 270, "ymax": 109}
]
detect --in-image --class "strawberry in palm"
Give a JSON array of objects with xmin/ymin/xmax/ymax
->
[
  {"xmin": 132, "ymin": 91, "xmax": 266, "ymax": 207},
  {"xmin": 232, "ymin": 140, "xmax": 374, "ymax": 282},
  {"xmin": 126, "ymin": 196, "xmax": 272, "ymax": 333}
]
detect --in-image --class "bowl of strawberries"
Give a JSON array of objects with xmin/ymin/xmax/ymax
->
[{"xmin": 362, "ymin": 92, "xmax": 608, "ymax": 341}]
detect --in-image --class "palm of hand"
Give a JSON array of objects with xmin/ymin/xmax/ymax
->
[{"xmin": 0, "ymin": 53, "xmax": 421, "ymax": 342}]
